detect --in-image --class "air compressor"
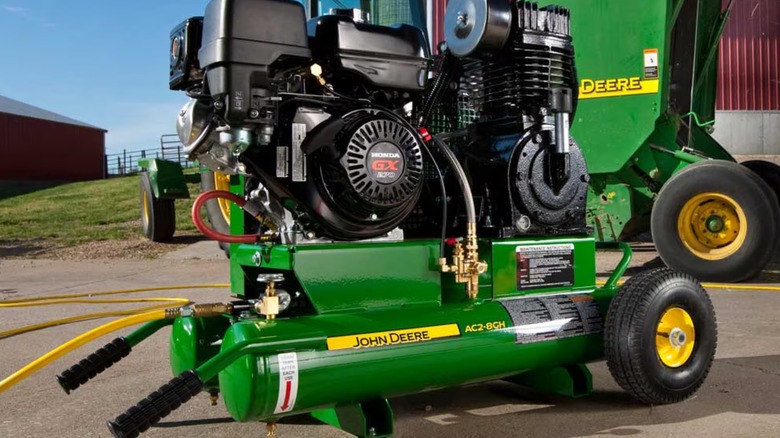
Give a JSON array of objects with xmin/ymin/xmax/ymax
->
[{"xmin": 55, "ymin": 1, "xmax": 717, "ymax": 436}]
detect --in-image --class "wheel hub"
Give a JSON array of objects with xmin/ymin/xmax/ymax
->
[
  {"xmin": 677, "ymin": 192, "xmax": 747, "ymax": 260},
  {"xmin": 656, "ymin": 307, "xmax": 696, "ymax": 368},
  {"xmin": 705, "ymin": 215, "xmax": 724, "ymax": 233}
]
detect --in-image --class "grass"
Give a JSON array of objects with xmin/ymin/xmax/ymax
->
[{"xmin": 0, "ymin": 173, "xmax": 201, "ymax": 247}]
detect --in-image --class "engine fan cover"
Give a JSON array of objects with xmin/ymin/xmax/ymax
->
[
  {"xmin": 306, "ymin": 109, "xmax": 424, "ymax": 239},
  {"xmin": 342, "ymin": 117, "xmax": 423, "ymax": 208}
]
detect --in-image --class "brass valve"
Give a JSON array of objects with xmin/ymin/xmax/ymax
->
[
  {"xmin": 439, "ymin": 223, "xmax": 488, "ymax": 299},
  {"xmin": 255, "ymin": 273, "xmax": 285, "ymax": 320}
]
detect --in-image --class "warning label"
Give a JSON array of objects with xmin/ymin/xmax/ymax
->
[
  {"xmin": 644, "ymin": 48, "xmax": 659, "ymax": 79},
  {"xmin": 516, "ymin": 244, "xmax": 574, "ymax": 290},
  {"xmin": 273, "ymin": 352, "xmax": 299, "ymax": 414},
  {"xmin": 291, "ymin": 123, "xmax": 307, "ymax": 182},
  {"xmin": 499, "ymin": 294, "xmax": 604, "ymax": 344}
]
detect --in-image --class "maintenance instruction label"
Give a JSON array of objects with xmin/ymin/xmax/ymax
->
[
  {"xmin": 327, "ymin": 324, "xmax": 461, "ymax": 351},
  {"xmin": 273, "ymin": 352, "xmax": 299, "ymax": 414},
  {"xmin": 499, "ymin": 294, "xmax": 604, "ymax": 344},
  {"xmin": 516, "ymin": 244, "xmax": 574, "ymax": 290}
]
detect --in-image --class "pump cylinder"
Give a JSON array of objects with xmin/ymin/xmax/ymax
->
[{"xmin": 217, "ymin": 292, "xmax": 607, "ymax": 421}]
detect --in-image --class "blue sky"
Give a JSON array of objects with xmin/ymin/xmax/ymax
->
[{"xmin": 0, "ymin": 1, "xmax": 208, "ymax": 154}]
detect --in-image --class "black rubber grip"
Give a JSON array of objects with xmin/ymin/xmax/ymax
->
[
  {"xmin": 107, "ymin": 370, "xmax": 203, "ymax": 438},
  {"xmin": 57, "ymin": 337, "xmax": 132, "ymax": 394}
]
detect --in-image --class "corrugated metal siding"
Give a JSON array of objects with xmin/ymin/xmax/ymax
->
[
  {"xmin": 717, "ymin": 0, "xmax": 780, "ymax": 110},
  {"xmin": 431, "ymin": 0, "xmax": 447, "ymax": 48},
  {"xmin": 0, "ymin": 113, "xmax": 105, "ymax": 181}
]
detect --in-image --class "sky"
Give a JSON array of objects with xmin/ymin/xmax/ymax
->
[{"xmin": 0, "ymin": 1, "xmax": 209, "ymax": 154}]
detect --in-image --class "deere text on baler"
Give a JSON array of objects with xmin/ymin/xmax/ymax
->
[{"xmin": 64, "ymin": 1, "xmax": 719, "ymax": 436}]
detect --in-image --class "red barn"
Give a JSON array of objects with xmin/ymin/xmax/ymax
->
[{"xmin": 0, "ymin": 95, "xmax": 107, "ymax": 181}]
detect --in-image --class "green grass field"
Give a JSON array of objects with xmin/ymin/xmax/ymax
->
[{"xmin": 0, "ymin": 174, "xmax": 200, "ymax": 248}]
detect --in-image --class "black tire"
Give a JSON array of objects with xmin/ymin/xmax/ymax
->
[
  {"xmin": 140, "ymin": 172, "xmax": 176, "ymax": 242},
  {"xmin": 200, "ymin": 170, "xmax": 231, "ymax": 256},
  {"xmin": 742, "ymin": 160, "xmax": 780, "ymax": 206},
  {"xmin": 605, "ymin": 268, "xmax": 717, "ymax": 404},
  {"xmin": 651, "ymin": 160, "xmax": 780, "ymax": 282}
]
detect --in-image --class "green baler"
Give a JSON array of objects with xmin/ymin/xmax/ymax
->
[{"xmin": 548, "ymin": 0, "xmax": 780, "ymax": 282}]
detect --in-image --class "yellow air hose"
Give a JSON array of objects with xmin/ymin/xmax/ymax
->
[
  {"xmin": 0, "ymin": 284, "xmax": 229, "ymax": 338},
  {"xmin": 0, "ymin": 284, "xmax": 230, "ymax": 393},
  {"xmin": 0, "ymin": 310, "xmax": 167, "ymax": 394}
]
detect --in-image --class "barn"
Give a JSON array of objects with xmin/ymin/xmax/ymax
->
[{"xmin": 0, "ymin": 95, "xmax": 106, "ymax": 181}]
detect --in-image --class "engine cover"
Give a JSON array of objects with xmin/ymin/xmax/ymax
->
[{"xmin": 310, "ymin": 110, "xmax": 424, "ymax": 232}]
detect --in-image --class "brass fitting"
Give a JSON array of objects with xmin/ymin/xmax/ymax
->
[
  {"xmin": 310, "ymin": 64, "xmax": 327, "ymax": 86},
  {"xmin": 439, "ymin": 223, "xmax": 488, "ymax": 299},
  {"xmin": 255, "ymin": 274, "xmax": 284, "ymax": 320},
  {"xmin": 164, "ymin": 303, "xmax": 232, "ymax": 319}
]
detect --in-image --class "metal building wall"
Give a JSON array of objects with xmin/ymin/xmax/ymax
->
[
  {"xmin": 0, "ymin": 112, "xmax": 106, "ymax": 181},
  {"xmin": 717, "ymin": 0, "xmax": 780, "ymax": 111}
]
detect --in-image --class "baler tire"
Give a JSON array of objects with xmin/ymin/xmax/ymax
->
[
  {"xmin": 605, "ymin": 268, "xmax": 717, "ymax": 405},
  {"xmin": 651, "ymin": 160, "xmax": 780, "ymax": 282},
  {"xmin": 140, "ymin": 172, "xmax": 176, "ymax": 242},
  {"xmin": 200, "ymin": 170, "xmax": 231, "ymax": 257},
  {"xmin": 742, "ymin": 160, "xmax": 780, "ymax": 206}
]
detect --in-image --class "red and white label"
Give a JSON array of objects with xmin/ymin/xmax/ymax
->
[{"xmin": 273, "ymin": 352, "xmax": 299, "ymax": 414}]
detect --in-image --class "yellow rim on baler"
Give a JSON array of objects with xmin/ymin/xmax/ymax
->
[
  {"xmin": 656, "ymin": 307, "xmax": 695, "ymax": 368},
  {"xmin": 142, "ymin": 190, "xmax": 150, "ymax": 225},
  {"xmin": 214, "ymin": 172, "xmax": 232, "ymax": 224},
  {"xmin": 677, "ymin": 192, "xmax": 747, "ymax": 261}
]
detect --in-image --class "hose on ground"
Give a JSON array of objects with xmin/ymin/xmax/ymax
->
[
  {"xmin": 0, "ymin": 310, "xmax": 168, "ymax": 394},
  {"xmin": 0, "ymin": 284, "xmax": 229, "ymax": 339}
]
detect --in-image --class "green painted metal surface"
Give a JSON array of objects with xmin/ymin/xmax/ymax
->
[
  {"xmin": 215, "ymin": 297, "xmax": 606, "ymax": 422},
  {"xmin": 169, "ymin": 316, "xmax": 231, "ymax": 389},
  {"xmin": 124, "ymin": 319, "xmax": 172, "ymax": 348},
  {"xmin": 137, "ymin": 158, "xmax": 190, "ymax": 200}
]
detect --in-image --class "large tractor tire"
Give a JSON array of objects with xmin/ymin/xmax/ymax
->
[
  {"xmin": 605, "ymin": 268, "xmax": 717, "ymax": 404},
  {"xmin": 651, "ymin": 160, "xmax": 780, "ymax": 282},
  {"xmin": 140, "ymin": 172, "xmax": 176, "ymax": 242},
  {"xmin": 742, "ymin": 160, "xmax": 780, "ymax": 206},
  {"xmin": 200, "ymin": 170, "xmax": 232, "ymax": 256}
]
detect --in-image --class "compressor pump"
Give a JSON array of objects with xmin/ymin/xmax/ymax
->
[{"xmin": 53, "ymin": 1, "xmax": 717, "ymax": 437}]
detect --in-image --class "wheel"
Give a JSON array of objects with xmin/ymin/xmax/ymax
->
[
  {"xmin": 742, "ymin": 160, "xmax": 780, "ymax": 206},
  {"xmin": 200, "ymin": 170, "xmax": 232, "ymax": 256},
  {"xmin": 140, "ymin": 172, "xmax": 176, "ymax": 242},
  {"xmin": 651, "ymin": 160, "xmax": 780, "ymax": 282},
  {"xmin": 605, "ymin": 268, "xmax": 717, "ymax": 404}
]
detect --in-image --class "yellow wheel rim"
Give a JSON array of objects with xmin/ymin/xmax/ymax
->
[
  {"xmin": 142, "ymin": 190, "xmax": 150, "ymax": 225},
  {"xmin": 214, "ymin": 172, "xmax": 232, "ymax": 224},
  {"xmin": 677, "ymin": 192, "xmax": 747, "ymax": 261},
  {"xmin": 656, "ymin": 307, "xmax": 695, "ymax": 368}
]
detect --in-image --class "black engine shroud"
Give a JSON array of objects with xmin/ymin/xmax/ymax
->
[{"xmin": 171, "ymin": 0, "xmax": 589, "ymax": 242}]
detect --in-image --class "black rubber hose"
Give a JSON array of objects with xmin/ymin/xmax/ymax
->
[
  {"xmin": 107, "ymin": 370, "xmax": 203, "ymax": 438},
  {"xmin": 418, "ymin": 52, "xmax": 458, "ymax": 128},
  {"xmin": 56, "ymin": 337, "xmax": 131, "ymax": 394}
]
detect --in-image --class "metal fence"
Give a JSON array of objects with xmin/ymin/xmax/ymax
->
[{"xmin": 104, "ymin": 135, "xmax": 195, "ymax": 177}]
